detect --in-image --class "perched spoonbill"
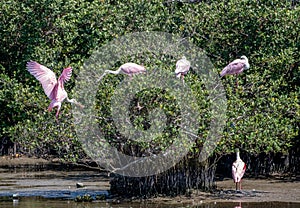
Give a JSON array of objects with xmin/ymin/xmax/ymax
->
[
  {"xmin": 220, "ymin": 55, "xmax": 249, "ymax": 86},
  {"xmin": 175, "ymin": 56, "xmax": 190, "ymax": 84},
  {"xmin": 26, "ymin": 61, "xmax": 84, "ymax": 119},
  {"xmin": 232, "ymin": 148, "xmax": 246, "ymax": 191},
  {"xmin": 98, "ymin": 62, "xmax": 146, "ymax": 80}
]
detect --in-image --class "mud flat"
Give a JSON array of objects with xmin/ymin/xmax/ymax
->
[{"xmin": 0, "ymin": 156, "xmax": 299, "ymax": 206}]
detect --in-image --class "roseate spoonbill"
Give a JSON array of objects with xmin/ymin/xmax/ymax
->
[
  {"xmin": 26, "ymin": 61, "xmax": 84, "ymax": 119},
  {"xmin": 220, "ymin": 55, "xmax": 250, "ymax": 86},
  {"xmin": 98, "ymin": 62, "xmax": 146, "ymax": 80},
  {"xmin": 175, "ymin": 56, "xmax": 190, "ymax": 84},
  {"xmin": 232, "ymin": 148, "xmax": 246, "ymax": 191}
]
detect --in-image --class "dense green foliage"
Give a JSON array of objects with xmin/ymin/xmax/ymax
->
[{"xmin": 0, "ymin": 0, "xmax": 299, "ymax": 170}]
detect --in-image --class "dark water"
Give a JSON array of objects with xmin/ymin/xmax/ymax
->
[
  {"xmin": 0, "ymin": 168, "xmax": 299, "ymax": 208},
  {"xmin": 1, "ymin": 199, "xmax": 300, "ymax": 208}
]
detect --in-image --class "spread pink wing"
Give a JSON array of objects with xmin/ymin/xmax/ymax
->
[
  {"xmin": 121, "ymin": 63, "xmax": 146, "ymax": 74},
  {"xmin": 51, "ymin": 66, "xmax": 72, "ymax": 102},
  {"xmin": 58, "ymin": 66, "xmax": 72, "ymax": 85},
  {"xmin": 26, "ymin": 61, "xmax": 57, "ymax": 100},
  {"xmin": 175, "ymin": 59, "xmax": 190, "ymax": 74},
  {"xmin": 220, "ymin": 59, "xmax": 245, "ymax": 77}
]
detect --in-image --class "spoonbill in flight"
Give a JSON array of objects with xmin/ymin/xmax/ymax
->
[
  {"xmin": 26, "ymin": 61, "xmax": 84, "ymax": 119},
  {"xmin": 98, "ymin": 62, "xmax": 146, "ymax": 80},
  {"xmin": 220, "ymin": 55, "xmax": 249, "ymax": 86},
  {"xmin": 232, "ymin": 148, "xmax": 246, "ymax": 191},
  {"xmin": 175, "ymin": 56, "xmax": 190, "ymax": 84}
]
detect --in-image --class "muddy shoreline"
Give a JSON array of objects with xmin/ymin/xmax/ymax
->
[
  {"xmin": 0, "ymin": 156, "xmax": 299, "ymax": 204},
  {"xmin": 148, "ymin": 178, "xmax": 300, "ymax": 205}
]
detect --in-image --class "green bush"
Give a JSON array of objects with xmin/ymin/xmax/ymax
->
[{"xmin": 0, "ymin": 0, "xmax": 299, "ymax": 167}]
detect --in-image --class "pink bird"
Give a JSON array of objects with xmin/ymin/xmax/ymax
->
[
  {"xmin": 98, "ymin": 62, "xmax": 146, "ymax": 80},
  {"xmin": 26, "ymin": 61, "xmax": 84, "ymax": 119},
  {"xmin": 175, "ymin": 56, "xmax": 190, "ymax": 84},
  {"xmin": 220, "ymin": 55, "xmax": 250, "ymax": 86},
  {"xmin": 232, "ymin": 148, "xmax": 246, "ymax": 191}
]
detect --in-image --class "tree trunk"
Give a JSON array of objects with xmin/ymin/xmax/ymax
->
[{"xmin": 110, "ymin": 155, "xmax": 217, "ymax": 197}]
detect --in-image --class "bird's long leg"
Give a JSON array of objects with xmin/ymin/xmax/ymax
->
[
  {"xmin": 181, "ymin": 74, "xmax": 185, "ymax": 85},
  {"xmin": 236, "ymin": 182, "xmax": 238, "ymax": 191},
  {"xmin": 54, "ymin": 105, "xmax": 61, "ymax": 123},
  {"xmin": 55, "ymin": 104, "xmax": 61, "ymax": 119}
]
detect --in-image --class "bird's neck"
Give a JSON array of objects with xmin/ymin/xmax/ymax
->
[
  {"xmin": 110, "ymin": 69, "xmax": 121, "ymax": 74},
  {"xmin": 236, "ymin": 151, "xmax": 241, "ymax": 160},
  {"xmin": 66, "ymin": 98, "xmax": 73, "ymax": 103},
  {"xmin": 67, "ymin": 98, "xmax": 84, "ymax": 108},
  {"xmin": 245, "ymin": 62, "xmax": 250, "ymax": 69}
]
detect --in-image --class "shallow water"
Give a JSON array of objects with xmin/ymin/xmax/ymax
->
[
  {"xmin": 1, "ymin": 199, "xmax": 300, "ymax": 208},
  {"xmin": 0, "ymin": 168, "xmax": 299, "ymax": 208}
]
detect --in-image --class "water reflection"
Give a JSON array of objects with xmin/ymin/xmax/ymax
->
[
  {"xmin": 234, "ymin": 201, "xmax": 242, "ymax": 208},
  {"xmin": 1, "ymin": 199, "xmax": 300, "ymax": 208},
  {"xmin": 12, "ymin": 199, "xmax": 18, "ymax": 207},
  {"xmin": 194, "ymin": 201, "xmax": 300, "ymax": 208}
]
